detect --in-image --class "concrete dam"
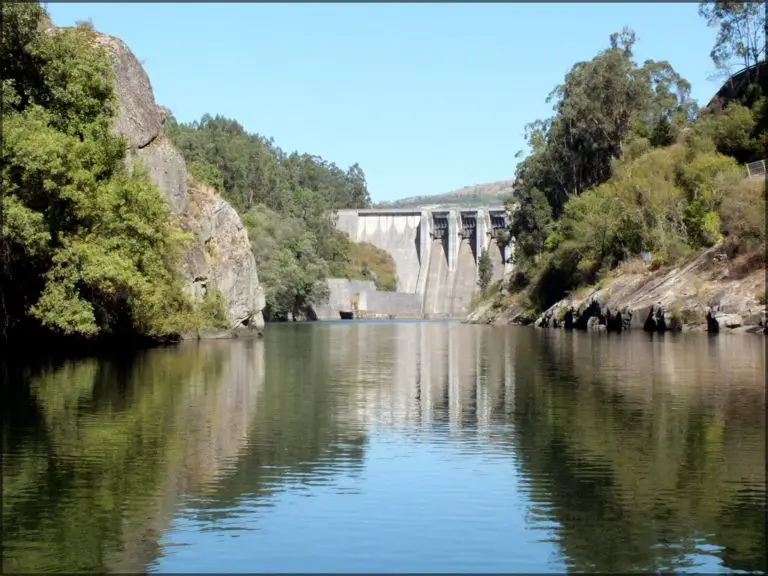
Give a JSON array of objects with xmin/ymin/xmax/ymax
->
[{"xmin": 315, "ymin": 208, "xmax": 512, "ymax": 320}]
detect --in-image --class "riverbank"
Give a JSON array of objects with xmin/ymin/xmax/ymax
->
[{"xmin": 466, "ymin": 244, "xmax": 766, "ymax": 335}]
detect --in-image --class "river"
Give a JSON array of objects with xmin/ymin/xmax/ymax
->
[{"xmin": 2, "ymin": 322, "xmax": 765, "ymax": 573}]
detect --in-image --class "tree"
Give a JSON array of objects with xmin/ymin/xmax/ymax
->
[
  {"xmin": 345, "ymin": 163, "xmax": 372, "ymax": 209},
  {"xmin": 164, "ymin": 111, "xmax": 376, "ymax": 321},
  {"xmin": 477, "ymin": 248, "xmax": 493, "ymax": 291},
  {"xmin": 506, "ymin": 189, "xmax": 552, "ymax": 267},
  {"xmin": 698, "ymin": 1, "xmax": 766, "ymax": 81},
  {"xmin": 1, "ymin": 4, "xmax": 197, "ymax": 341},
  {"xmin": 242, "ymin": 204, "xmax": 330, "ymax": 322},
  {"xmin": 494, "ymin": 26, "xmax": 760, "ymax": 313},
  {"xmin": 510, "ymin": 28, "xmax": 694, "ymax": 225}
]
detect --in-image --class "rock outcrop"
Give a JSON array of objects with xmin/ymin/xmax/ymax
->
[
  {"xmin": 93, "ymin": 33, "xmax": 265, "ymax": 332},
  {"xmin": 468, "ymin": 244, "xmax": 765, "ymax": 335},
  {"xmin": 530, "ymin": 245, "xmax": 765, "ymax": 335}
]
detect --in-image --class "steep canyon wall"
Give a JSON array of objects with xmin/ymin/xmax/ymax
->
[{"xmin": 89, "ymin": 31, "xmax": 265, "ymax": 331}]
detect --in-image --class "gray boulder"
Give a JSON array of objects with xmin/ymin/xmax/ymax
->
[
  {"xmin": 93, "ymin": 34, "xmax": 165, "ymax": 149},
  {"xmin": 94, "ymin": 31, "xmax": 265, "ymax": 330}
]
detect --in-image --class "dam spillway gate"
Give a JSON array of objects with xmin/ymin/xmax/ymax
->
[
  {"xmin": 325, "ymin": 207, "xmax": 514, "ymax": 319},
  {"xmin": 459, "ymin": 212, "xmax": 478, "ymax": 261},
  {"xmin": 488, "ymin": 210, "xmax": 506, "ymax": 238},
  {"xmin": 431, "ymin": 212, "xmax": 449, "ymax": 239}
]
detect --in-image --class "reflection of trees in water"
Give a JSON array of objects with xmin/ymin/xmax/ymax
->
[
  {"xmin": 3, "ymin": 325, "xmax": 764, "ymax": 574},
  {"xmin": 320, "ymin": 324, "xmax": 765, "ymax": 574},
  {"xmin": 184, "ymin": 325, "xmax": 369, "ymax": 519},
  {"xmin": 3, "ymin": 328, "xmax": 374, "ymax": 574},
  {"xmin": 2, "ymin": 341, "xmax": 268, "ymax": 573},
  {"xmin": 509, "ymin": 331, "xmax": 766, "ymax": 574}
]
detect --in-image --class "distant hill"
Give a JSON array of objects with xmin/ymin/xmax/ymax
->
[{"xmin": 374, "ymin": 179, "xmax": 516, "ymax": 209}]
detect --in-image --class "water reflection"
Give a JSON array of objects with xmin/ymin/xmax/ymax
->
[
  {"xmin": 277, "ymin": 323, "xmax": 765, "ymax": 574},
  {"xmin": 2, "ymin": 324, "xmax": 765, "ymax": 574},
  {"xmin": 2, "ymin": 341, "xmax": 266, "ymax": 573}
]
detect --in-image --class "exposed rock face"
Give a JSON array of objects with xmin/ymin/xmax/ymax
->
[
  {"xmin": 93, "ymin": 35, "xmax": 165, "ymax": 149},
  {"xmin": 469, "ymin": 244, "xmax": 765, "ymax": 336},
  {"xmin": 129, "ymin": 136, "xmax": 187, "ymax": 213},
  {"xmin": 94, "ymin": 31, "xmax": 265, "ymax": 331},
  {"xmin": 183, "ymin": 181, "xmax": 266, "ymax": 327},
  {"xmin": 528, "ymin": 245, "xmax": 765, "ymax": 335}
]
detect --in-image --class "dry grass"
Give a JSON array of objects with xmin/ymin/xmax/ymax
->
[
  {"xmin": 730, "ymin": 249, "xmax": 766, "ymax": 279},
  {"xmin": 345, "ymin": 241, "xmax": 397, "ymax": 291},
  {"xmin": 616, "ymin": 257, "xmax": 649, "ymax": 276}
]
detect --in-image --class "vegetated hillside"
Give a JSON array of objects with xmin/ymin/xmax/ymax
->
[
  {"xmin": 375, "ymin": 179, "xmax": 515, "ymax": 209},
  {"xmin": 470, "ymin": 7, "xmax": 767, "ymax": 334},
  {"xmin": 163, "ymin": 112, "xmax": 378, "ymax": 322},
  {"xmin": 164, "ymin": 115, "xmax": 412, "ymax": 315},
  {"xmin": 1, "ymin": 3, "xmax": 258, "ymax": 345}
]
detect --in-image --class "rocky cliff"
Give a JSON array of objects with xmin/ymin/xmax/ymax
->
[
  {"xmin": 467, "ymin": 244, "xmax": 766, "ymax": 335},
  {"xmin": 91, "ymin": 32, "xmax": 265, "ymax": 332}
]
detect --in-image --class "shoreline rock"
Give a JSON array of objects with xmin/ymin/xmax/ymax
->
[{"xmin": 467, "ymin": 245, "xmax": 766, "ymax": 336}]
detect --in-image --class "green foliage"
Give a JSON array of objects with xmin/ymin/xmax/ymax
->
[
  {"xmin": 494, "ymin": 22, "xmax": 767, "ymax": 315},
  {"xmin": 165, "ymin": 113, "xmax": 374, "ymax": 320},
  {"xmin": 242, "ymin": 204, "xmax": 331, "ymax": 321},
  {"xmin": 197, "ymin": 287, "xmax": 230, "ymax": 330},
  {"xmin": 694, "ymin": 2, "xmax": 766, "ymax": 164},
  {"xmin": 477, "ymin": 248, "xmax": 493, "ymax": 291},
  {"xmin": 683, "ymin": 199, "xmax": 721, "ymax": 248},
  {"xmin": 691, "ymin": 101, "xmax": 765, "ymax": 163},
  {"xmin": 512, "ymin": 29, "xmax": 696, "ymax": 219},
  {"xmin": 513, "ymin": 144, "xmax": 757, "ymax": 311},
  {"xmin": 698, "ymin": 1, "xmax": 765, "ymax": 76},
  {"xmin": 1, "ymin": 3, "xmax": 197, "ymax": 341},
  {"xmin": 506, "ymin": 188, "xmax": 552, "ymax": 267},
  {"xmin": 165, "ymin": 115, "xmax": 371, "ymax": 213},
  {"xmin": 187, "ymin": 160, "xmax": 224, "ymax": 194}
]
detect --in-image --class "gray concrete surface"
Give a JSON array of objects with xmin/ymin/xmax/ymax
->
[{"xmin": 331, "ymin": 207, "xmax": 512, "ymax": 319}]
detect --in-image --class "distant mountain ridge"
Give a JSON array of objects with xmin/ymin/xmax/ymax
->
[{"xmin": 374, "ymin": 179, "xmax": 516, "ymax": 209}]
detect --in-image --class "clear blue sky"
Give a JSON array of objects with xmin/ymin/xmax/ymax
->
[{"xmin": 47, "ymin": 2, "xmax": 720, "ymax": 204}]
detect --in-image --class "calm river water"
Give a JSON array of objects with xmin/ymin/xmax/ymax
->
[{"xmin": 2, "ymin": 322, "xmax": 765, "ymax": 573}]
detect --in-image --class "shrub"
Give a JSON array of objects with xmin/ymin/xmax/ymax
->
[
  {"xmin": 197, "ymin": 287, "xmax": 230, "ymax": 330},
  {"xmin": 718, "ymin": 178, "xmax": 766, "ymax": 252},
  {"xmin": 345, "ymin": 241, "xmax": 397, "ymax": 291},
  {"xmin": 477, "ymin": 248, "xmax": 493, "ymax": 291}
]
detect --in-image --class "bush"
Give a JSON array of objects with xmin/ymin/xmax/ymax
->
[
  {"xmin": 1, "ymin": 7, "xmax": 197, "ymax": 340},
  {"xmin": 510, "ymin": 141, "xmax": 752, "ymax": 312},
  {"xmin": 676, "ymin": 151, "xmax": 742, "ymax": 210},
  {"xmin": 689, "ymin": 102, "xmax": 763, "ymax": 164},
  {"xmin": 197, "ymin": 287, "xmax": 230, "ymax": 330},
  {"xmin": 718, "ymin": 178, "xmax": 766, "ymax": 252},
  {"xmin": 477, "ymin": 248, "xmax": 493, "ymax": 291}
]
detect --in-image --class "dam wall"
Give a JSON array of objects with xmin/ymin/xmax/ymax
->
[
  {"xmin": 358, "ymin": 291, "xmax": 423, "ymax": 318},
  {"xmin": 329, "ymin": 207, "xmax": 513, "ymax": 319},
  {"xmin": 314, "ymin": 279, "xmax": 376, "ymax": 320},
  {"xmin": 335, "ymin": 210, "xmax": 423, "ymax": 293}
]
